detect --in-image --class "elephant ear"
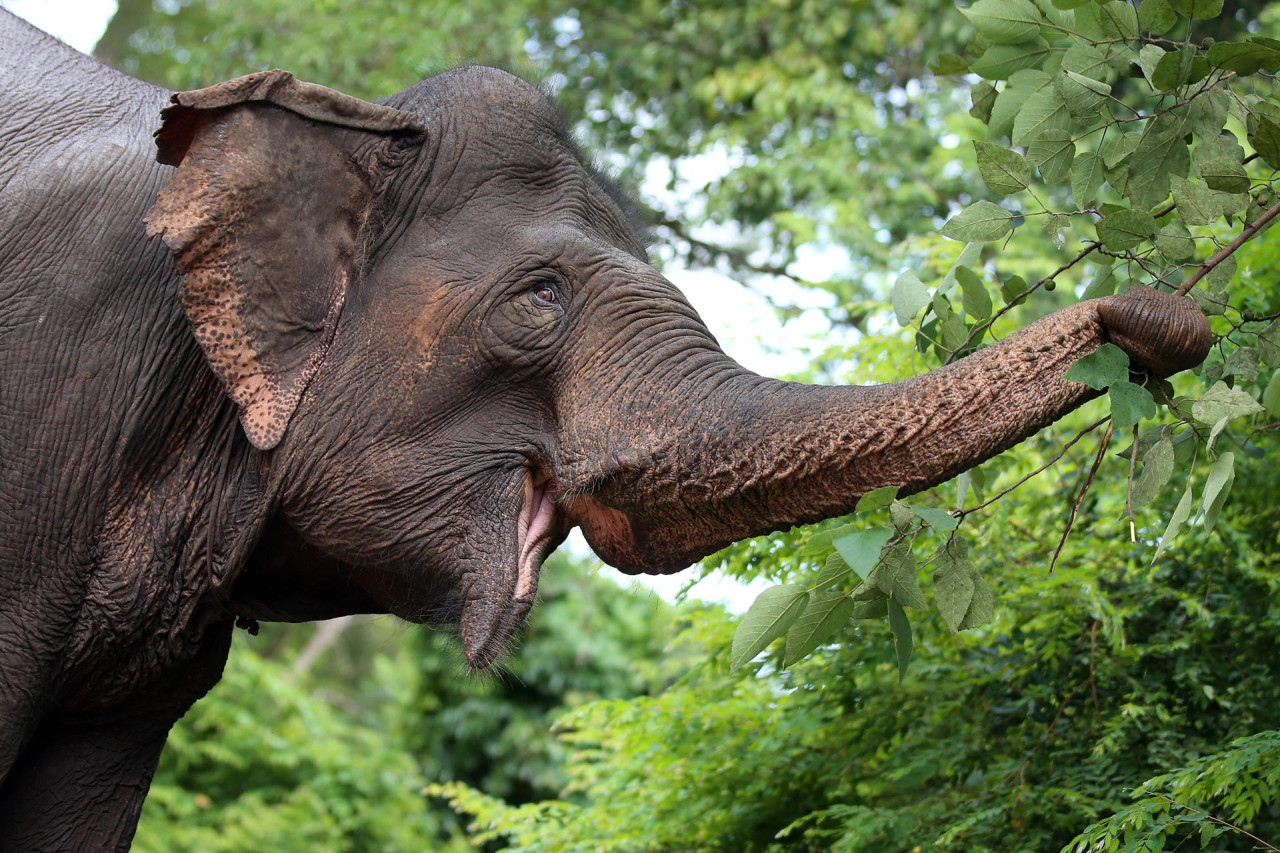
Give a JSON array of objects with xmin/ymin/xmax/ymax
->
[{"xmin": 145, "ymin": 70, "xmax": 425, "ymax": 450}]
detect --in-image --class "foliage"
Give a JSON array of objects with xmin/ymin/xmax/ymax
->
[
  {"xmin": 135, "ymin": 554, "xmax": 676, "ymax": 850},
  {"xmin": 437, "ymin": 445, "xmax": 1280, "ymax": 851},
  {"xmin": 731, "ymin": 0, "xmax": 1280, "ymax": 679},
  {"xmin": 1068, "ymin": 731, "xmax": 1280, "ymax": 852},
  {"xmin": 133, "ymin": 634, "xmax": 451, "ymax": 853}
]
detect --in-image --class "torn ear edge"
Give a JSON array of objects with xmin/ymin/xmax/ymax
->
[
  {"xmin": 147, "ymin": 71, "xmax": 426, "ymax": 451},
  {"xmin": 155, "ymin": 69, "xmax": 426, "ymax": 167}
]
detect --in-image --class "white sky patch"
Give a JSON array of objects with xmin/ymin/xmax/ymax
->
[
  {"xmin": 3, "ymin": 0, "xmax": 116, "ymax": 53},
  {"xmin": 10, "ymin": 2, "xmax": 838, "ymax": 613}
]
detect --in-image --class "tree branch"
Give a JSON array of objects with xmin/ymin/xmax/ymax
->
[
  {"xmin": 657, "ymin": 217, "xmax": 796, "ymax": 280},
  {"xmin": 1176, "ymin": 199, "xmax": 1280, "ymax": 296}
]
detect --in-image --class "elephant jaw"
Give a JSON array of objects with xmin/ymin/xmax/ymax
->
[
  {"xmin": 459, "ymin": 471, "xmax": 562, "ymax": 668},
  {"xmin": 565, "ymin": 493, "xmax": 725, "ymax": 576}
]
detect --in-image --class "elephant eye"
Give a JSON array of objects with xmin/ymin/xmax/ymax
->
[{"xmin": 532, "ymin": 283, "xmax": 560, "ymax": 305}]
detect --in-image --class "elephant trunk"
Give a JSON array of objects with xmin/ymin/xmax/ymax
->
[{"xmin": 564, "ymin": 286, "xmax": 1209, "ymax": 575}]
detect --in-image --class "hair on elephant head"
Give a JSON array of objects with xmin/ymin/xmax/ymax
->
[{"xmin": 144, "ymin": 66, "xmax": 1212, "ymax": 671}]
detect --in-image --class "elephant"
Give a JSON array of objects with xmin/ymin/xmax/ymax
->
[{"xmin": 0, "ymin": 9, "xmax": 1212, "ymax": 850}]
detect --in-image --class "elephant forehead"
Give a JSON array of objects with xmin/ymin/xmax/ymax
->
[{"xmin": 385, "ymin": 69, "xmax": 645, "ymax": 257}]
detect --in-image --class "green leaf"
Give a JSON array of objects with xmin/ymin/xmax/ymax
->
[
  {"xmin": 833, "ymin": 527, "xmax": 895, "ymax": 581},
  {"xmin": 957, "ymin": 571, "xmax": 995, "ymax": 630},
  {"xmin": 1169, "ymin": 0, "xmax": 1222, "ymax": 17},
  {"xmin": 1056, "ymin": 70, "xmax": 1111, "ymax": 117},
  {"xmin": 887, "ymin": 598, "xmax": 913, "ymax": 683},
  {"xmin": 783, "ymin": 591, "xmax": 858, "ymax": 666},
  {"xmin": 730, "ymin": 584, "xmax": 810, "ymax": 672},
  {"xmin": 973, "ymin": 141, "xmax": 1032, "ymax": 193},
  {"xmin": 1191, "ymin": 381, "xmax": 1265, "ymax": 424},
  {"xmin": 1061, "ymin": 41, "xmax": 1110, "ymax": 78},
  {"xmin": 1222, "ymin": 346, "xmax": 1260, "ymax": 383},
  {"xmin": 1081, "ymin": 265, "xmax": 1116, "ymax": 299},
  {"xmin": 989, "ymin": 70, "xmax": 1050, "ymax": 136},
  {"xmin": 1027, "ymin": 128, "xmax": 1075, "ymax": 182},
  {"xmin": 1076, "ymin": 1, "xmax": 1137, "ymax": 39},
  {"xmin": 1200, "ymin": 451, "xmax": 1235, "ymax": 533},
  {"xmin": 1128, "ymin": 126, "xmax": 1189, "ymax": 210},
  {"xmin": 929, "ymin": 52, "xmax": 971, "ymax": 75},
  {"xmin": 1110, "ymin": 381, "xmax": 1157, "ymax": 428},
  {"xmin": 892, "ymin": 272, "xmax": 930, "ymax": 326},
  {"xmin": 1199, "ymin": 157, "xmax": 1250, "ymax": 194},
  {"xmin": 1263, "ymin": 372, "xmax": 1280, "ymax": 418},
  {"xmin": 857, "ymin": 486, "xmax": 900, "ymax": 513},
  {"xmin": 957, "ymin": 267, "xmax": 994, "ymax": 321},
  {"xmin": 869, "ymin": 540, "xmax": 926, "ymax": 609},
  {"xmin": 1170, "ymin": 175, "xmax": 1218, "ymax": 226},
  {"xmin": 1102, "ymin": 132, "xmax": 1141, "ymax": 168},
  {"xmin": 1155, "ymin": 221, "xmax": 1195, "ymax": 260},
  {"xmin": 1154, "ymin": 481, "xmax": 1194, "ymax": 561},
  {"xmin": 1065, "ymin": 343, "xmax": 1130, "ymax": 390},
  {"xmin": 1096, "ymin": 209, "xmax": 1156, "ymax": 251},
  {"xmin": 912, "ymin": 505, "xmax": 959, "ymax": 532},
  {"xmin": 1012, "ymin": 86, "xmax": 1071, "ymax": 147},
  {"xmin": 1196, "ymin": 131, "xmax": 1247, "ymax": 174},
  {"xmin": 1132, "ymin": 436, "xmax": 1175, "ymax": 508},
  {"xmin": 1188, "ymin": 84, "xmax": 1231, "ymax": 140},
  {"xmin": 1152, "ymin": 45, "xmax": 1194, "ymax": 91},
  {"xmin": 1137, "ymin": 44, "xmax": 1166, "ymax": 89},
  {"xmin": 1075, "ymin": 151, "xmax": 1105, "ymax": 207},
  {"xmin": 1138, "ymin": 0, "xmax": 1177, "ymax": 34},
  {"xmin": 971, "ymin": 38, "xmax": 1054, "ymax": 79},
  {"xmin": 1247, "ymin": 111, "xmax": 1280, "ymax": 170},
  {"xmin": 941, "ymin": 201, "xmax": 1015, "ymax": 242},
  {"xmin": 813, "ymin": 551, "xmax": 852, "ymax": 591},
  {"xmin": 1210, "ymin": 190, "xmax": 1248, "ymax": 220},
  {"xmin": 961, "ymin": 0, "xmax": 1044, "ymax": 45},
  {"xmin": 1001, "ymin": 274, "xmax": 1029, "ymax": 304},
  {"xmin": 1206, "ymin": 40, "xmax": 1280, "ymax": 76},
  {"xmin": 933, "ymin": 540, "xmax": 977, "ymax": 633},
  {"xmin": 1042, "ymin": 213, "xmax": 1068, "ymax": 249},
  {"xmin": 1191, "ymin": 285, "xmax": 1230, "ymax": 317},
  {"xmin": 1259, "ymin": 320, "xmax": 1280, "ymax": 367},
  {"xmin": 970, "ymin": 81, "xmax": 999, "ymax": 123}
]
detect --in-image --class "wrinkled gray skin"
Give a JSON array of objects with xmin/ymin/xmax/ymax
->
[{"xmin": 0, "ymin": 11, "xmax": 1212, "ymax": 850}]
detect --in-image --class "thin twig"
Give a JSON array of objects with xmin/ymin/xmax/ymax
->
[
  {"xmin": 657, "ymin": 217, "xmax": 796, "ymax": 280},
  {"xmin": 1176, "ymin": 199, "xmax": 1280, "ymax": 296},
  {"xmin": 1148, "ymin": 793, "xmax": 1280, "ymax": 852},
  {"xmin": 1050, "ymin": 422, "xmax": 1114, "ymax": 572},
  {"xmin": 947, "ymin": 242, "xmax": 1103, "ymax": 363},
  {"xmin": 957, "ymin": 417, "xmax": 1110, "ymax": 518},
  {"xmin": 1126, "ymin": 423, "xmax": 1139, "ymax": 543},
  {"xmin": 1088, "ymin": 618, "xmax": 1101, "ymax": 724}
]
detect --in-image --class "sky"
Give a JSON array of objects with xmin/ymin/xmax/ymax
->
[{"xmin": 5, "ymin": 0, "xmax": 844, "ymax": 610}]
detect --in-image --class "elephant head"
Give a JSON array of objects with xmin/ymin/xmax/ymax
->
[{"xmin": 146, "ymin": 67, "xmax": 1212, "ymax": 668}]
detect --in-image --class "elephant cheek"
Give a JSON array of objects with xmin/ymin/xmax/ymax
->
[
  {"xmin": 567, "ymin": 496, "xmax": 639, "ymax": 569},
  {"xmin": 568, "ymin": 496, "xmax": 693, "ymax": 575}
]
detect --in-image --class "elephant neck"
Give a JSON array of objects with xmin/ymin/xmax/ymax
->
[
  {"xmin": 229, "ymin": 516, "xmax": 386, "ymax": 623},
  {"xmin": 61, "ymin": 338, "xmax": 272, "ymax": 711}
]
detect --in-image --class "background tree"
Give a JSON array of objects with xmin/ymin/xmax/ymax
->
[
  {"xmin": 133, "ymin": 554, "xmax": 679, "ymax": 852},
  {"xmin": 94, "ymin": 0, "xmax": 1280, "ymax": 849}
]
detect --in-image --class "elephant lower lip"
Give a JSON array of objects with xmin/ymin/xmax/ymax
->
[
  {"xmin": 516, "ymin": 476, "xmax": 557, "ymax": 600},
  {"xmin": 460, "ymin": 473, "xmax": 561, "ymax": 669}
]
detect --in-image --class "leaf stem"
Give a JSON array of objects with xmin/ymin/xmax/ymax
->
[
  {"xmin": 957, "ymin": 417, "xmax": 1110, "ymax": 518},
  {"xmin": 1050, "ymin": 421, "xmax": 1114, "ymax": 573}
]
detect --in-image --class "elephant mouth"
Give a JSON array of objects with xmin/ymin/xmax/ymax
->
[
  {"xmin": 460, "ymin": 468, "xmax": 565, "ymax": 668},
  {"xmin": 517, "ymin": 472, "xmax": 558, "ymax": 599}
]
